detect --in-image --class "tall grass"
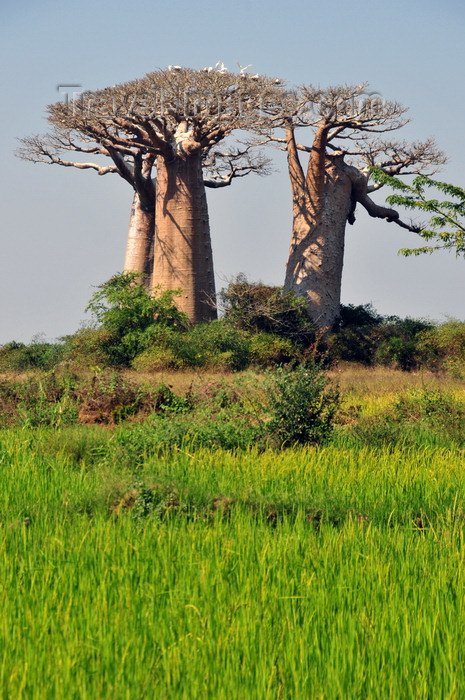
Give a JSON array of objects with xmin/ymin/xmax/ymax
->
[{"xmin": 1, "ymin": 429, "xmax": 465, "ymax": 696}]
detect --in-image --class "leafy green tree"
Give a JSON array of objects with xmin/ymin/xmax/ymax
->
[
  {"xmin": 370, "ymin": 169, "xmax": 465, "ymax": 256},
  {"xmin": 85, "ymin": 273, "xmax": 188, "ymax": 365}
]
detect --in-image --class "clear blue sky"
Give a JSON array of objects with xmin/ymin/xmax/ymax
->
[{"xmin": 1, "ymin": 0, "xmax": 464, "ymax": 343}]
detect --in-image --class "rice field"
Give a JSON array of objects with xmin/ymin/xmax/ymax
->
[{"xmin": 1, "ymin": 425, "xmax": 465, "ymax": 698}]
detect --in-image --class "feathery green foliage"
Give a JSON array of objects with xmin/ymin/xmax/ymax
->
[{"xmin": 370, "ymin": 168, "xmax": 465, "ymax": 256}]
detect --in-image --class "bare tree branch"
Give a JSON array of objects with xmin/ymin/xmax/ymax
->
[
  {"xmin": 16, "ymin": 134, "xmax": 118, "ymax": 175},
  {"xmin": 202, "ymin": 142, "xmax": 272, "ymax": 187}
]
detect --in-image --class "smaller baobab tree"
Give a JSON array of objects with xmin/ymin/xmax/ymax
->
[
  {"xmin": 17, "ymin": 130, "xmax": 157, "ymax": 281},
  {"xmin": 22, "ymin": 66, "xmax": 282, "ymax": 323},
  {"xmin": 270, "ymin": 83, "xmax": 445, "ymax": 330}
]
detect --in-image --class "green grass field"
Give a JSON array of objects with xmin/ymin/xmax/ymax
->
[{"xmin": 1, "ymin": 382, "xmax": 465, "ymax": 699}]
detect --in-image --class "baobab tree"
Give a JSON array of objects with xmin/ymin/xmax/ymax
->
[
  {"xmin": 17, "ymin": 129, "xmax": 268, "ymax": 290},
  {"xmin": 20, "ymin": 65, "xmax": 281, "ymax": 322},
  {"xmin": 272, "ymin": 84, "xmax": 445, "ymax": 330},
  {"xmin": 18, "ymin": 130, "xmax": 157, "ymax": 279}
]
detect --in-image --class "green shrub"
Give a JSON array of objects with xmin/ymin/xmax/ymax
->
[
  {"xmin": 375, "ymin": 336, "xmax": 419, "ymax": 371},
  {"xmin": 393, "ymin": 387, "xmax": 465, "ymax": 445},
  {"xmin": 219, "ymin": 275, "xmax": 314, "ymax": 343},
  {"xmin": 337, "ymin": 386, "xmax": 465, "ymax": 449},
  {"xmin": 417, "ymin": 320, "xmax": 465, "ymax": 376},
  {"xmin": 374, "ymin": 318, "xmax": 433, "ymax": 371},
  {"xmin": 327, "ymin": 326, "xmax": 378, "ymax": 365},
  {"xmin": 182, "ymin": 321, "xmax": 251, "ymax": 370},
  {"xmin": 327, "ymin": 304, "xmax": 383, "ymax": 365},
  {"xmin": 328, "ymin": 306, "xmax": 433, "ymax": 370},
  {"xmin": 82, "ymin": 273, "xmax": 188, "ymax": 366},
  {"xmin": 87, "ymin": 273, "xmax": 187, "ymax": 334},
  {"xmin": 107, "ymin": 407, "xmax": 262, "ymax": 466},
  {"xmin": 131, "ymin": 345, "xmax": 183, "ymax": 372},
  {"xmin": 131, "ymin": 327, "xmax": 186, "ymax": 370},
  {"xmin": 63, "ymin": 327, "xmax": 116, "ymax": 368},
  {"xmin": 0, "ymin": 338, "xmax": 65, "ymax": 371},
  {"xmin": 337, "ymin": 303, "xmax": 383, "ymax": 328},
  {"xmin": 133, "ymin": 320, "xmax": 252, "ymax": 371},
  {"xmin": 152, "ymin": 383, "xmax": 193, "ymax": 414},
  {"xmin": 249, "ymin": 333, "xmax": 298, "ymax": 366},
  {"xmin": 266, "ymin": 361, "xmax": 340, "ymax": 446}
]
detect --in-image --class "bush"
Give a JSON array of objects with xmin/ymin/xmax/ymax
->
[
  {"xmin": 249, "ymin": 333, "xmax": 298, "ymax": 366},
  {"xmin": 63, "ymin": 327, "xmax": 116, "ymax": 368},
  {"xmin": 106, "ymin": 403, "xmax": 262, "ymax": 465},
  {"xmin": 374, "ymin": 318, "xmax": 433, "ymax": 371},
  {"xmin": 327, "ymin": 304, "xmax": 383, "ymax": 365},
  {"xmin": 181, "ymin": 321, "xmax": 251, "ymax": 370},
  {"xmin": 393, "ymin": 387, "xmax": 465, "ymax": 445},
  {"xmin": 64, "ymin": 273, "xmax": 316, "ymax": 371},
  {"xmin": 417, "ymin": 320, "xmax": 465, "ymax": 376},
  {"xmin": 375, "ymin": 336, "xmax": 419, "ymax": 371},
  {"xmin": 0, "ymin": 338, "xmax": 65, "ymax": 371},
  {"xmin": 133, "ymin": 322, "xmax": 303, "ymax": 372},
  {"xmin": 82, "ymin": 273, "xmax": 188, "ymax": 366},
  {"xmin": 132, "ymin": 321, "xmax": 250, "ymax": 371},
  {"xmin": 327, "ymin": 327, "xmax": 378, "ymax": 366},
  {"xmin": 337, "ymin": 304, "xmax": 383, "ymax": 328},
  {"xmin": 337, "ymin": 386, "xmax": 465, "ymax": 449},
  {"xmin": 266, "ymin": 361, "xmax": 340, "ymax": 446},
  {"xmin": 218, "ymin": 275, "xmax": 314, "ymax": 344},
  {"xmin": 327, "ymin": 305, "xmax": 433, "ymax": 370},
  {"xmin": 131, "ymin": 345, "xmax": 183, "ymax": 372}
]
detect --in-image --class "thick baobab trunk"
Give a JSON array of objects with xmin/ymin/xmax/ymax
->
[
  {"xmin": 123, "ymin": 192, "xmax": 155, "ymax": 283},
  {"xmin": 284, "ymin": 123, "xmax": 355, "ymax": 330},
  {"xmin": 285, "ymin": 155, "xmax": 353, "ymax": 330},
  {"xmin": 283, "ymin": 120, "xmax": 419, "ymax": 332},
  {"xmin": 153, "ymin": 152, "xmax": 216, "ymax": 323}
]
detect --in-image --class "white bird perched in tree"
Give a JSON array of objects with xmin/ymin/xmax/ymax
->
[
  {"xmin": 201, "ymin": 66, "xmax": 213, "ymax": 73},
  {"xmin": 250, "ymin": 74, "xmax": 260, "ymax": 81},
  {"xmin": 168, "ymin": 65, "xmax": 182, "ymax": 72},
  {"xmin": 215, "ymin": 61, "xmax": 228, "ymax": 73},
  {"xmin": 237, "ymin": 62, "xmax": 252, "ymax": 75}
]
